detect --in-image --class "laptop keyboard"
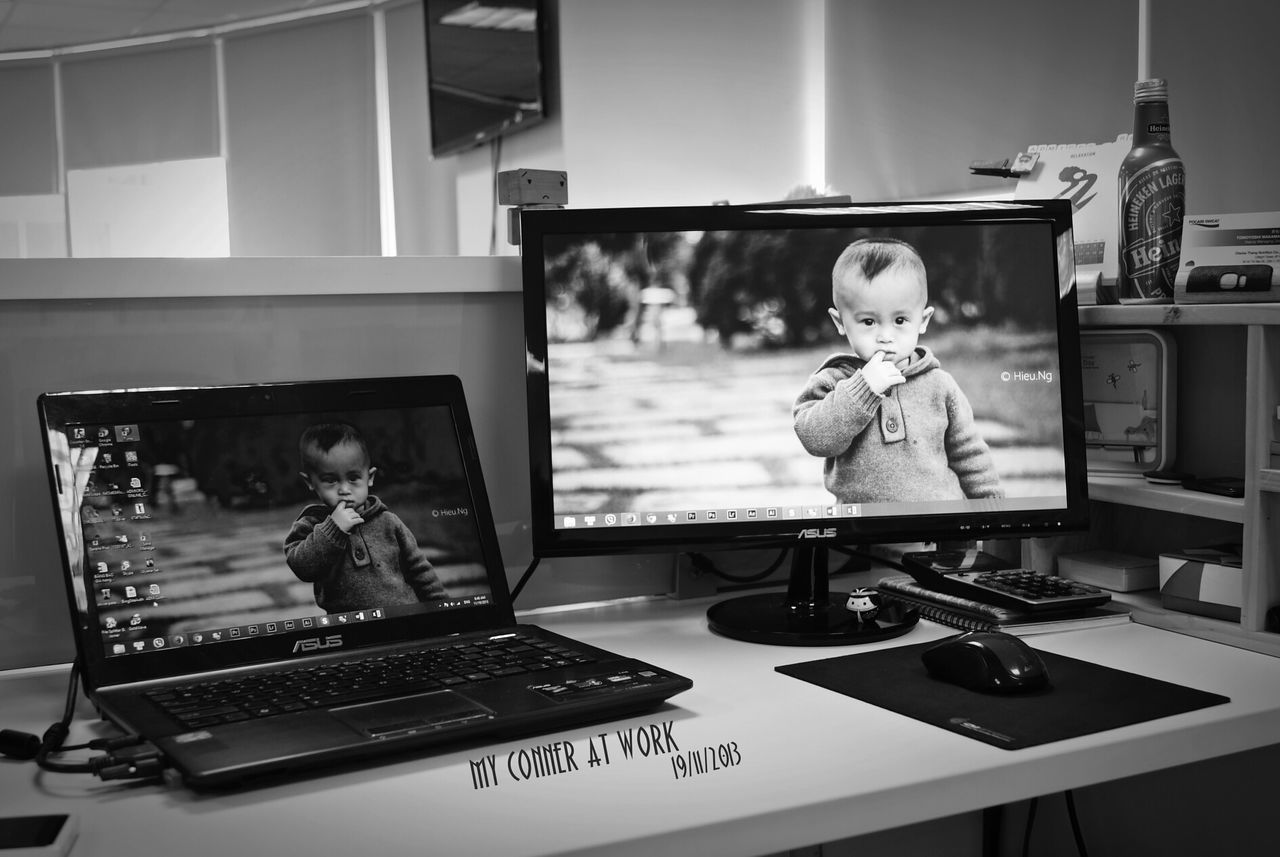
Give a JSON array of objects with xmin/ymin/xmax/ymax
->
[{"xmin": 145, "ymin": 633, "xmax": 597, "ymax": 730}]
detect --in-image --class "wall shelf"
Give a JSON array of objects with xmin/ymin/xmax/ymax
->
[
  {"xmin": 1087, "ymin": 475, "xmax": 1245, "ymax": 524},
  {"xmin": 1111, "ymin": 590, "xmax": 1280, "ymax": 658},
  {"xmin": 1079, "ymin": 302, "xmax": 1280, "ymax": 654},
  {"xmin": 1079, "ymin": 303, "xmax": 1280, "ymax": 327}
]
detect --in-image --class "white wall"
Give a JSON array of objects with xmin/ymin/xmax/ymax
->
[
  {"xmin": 6, "ymin": 1, "xmax": 1278, "ymax": 259},
  {"xmin": 453, "ymin": 0, "xmax": 819, "ymax": 255}
]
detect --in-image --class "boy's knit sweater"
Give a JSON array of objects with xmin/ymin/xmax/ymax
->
[
  {"xmin": 793, "ymin": 346, "xmax": 1003, "ymax": 504},
  {"xmin": 285, "ymin": 494, "xmax": 447, "ymax": 613}
]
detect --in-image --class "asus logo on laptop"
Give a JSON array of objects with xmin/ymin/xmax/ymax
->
[
  {"xmin": 292, "ymin": 634, "xmax": 343, "ymax": 653},
  {"xmin": 796, "ymin": 527, "xmax": 837, "ymax": 539}
]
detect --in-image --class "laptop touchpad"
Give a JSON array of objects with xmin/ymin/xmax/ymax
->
[{"xmin": 332, "ymin": 691, "xmax": 494, "ymax": 739}]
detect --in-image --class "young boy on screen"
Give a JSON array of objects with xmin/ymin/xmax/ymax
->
[
  {"xmin": 285, "ymin": 422, "xmax": 447, "ymax": 613},
  {"xmin": 792, "ymin": 238, "xmax": 1003, "ymax": 504}
]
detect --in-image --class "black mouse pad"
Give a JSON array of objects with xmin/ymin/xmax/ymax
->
[{"xmin": 777, "ymin": 640, "xmax": 1229, "ymax": 750}]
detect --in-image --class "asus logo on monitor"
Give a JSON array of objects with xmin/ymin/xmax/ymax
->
[
  {"xmin": 292, "ymin": 634, "xmax": 343, "ymax": 653},
  {"xmin": 797, "ymin": 528, "xmax": 838, "ymax": 539}
]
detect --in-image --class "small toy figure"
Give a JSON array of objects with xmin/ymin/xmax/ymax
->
[{"xmin": 845, "ymin": 587, "xmax": 882, "ymax": 621}]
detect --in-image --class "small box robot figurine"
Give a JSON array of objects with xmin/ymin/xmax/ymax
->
[{"xmin": 845, "ymin": 588, "xmax": 882, "ymax": 622}]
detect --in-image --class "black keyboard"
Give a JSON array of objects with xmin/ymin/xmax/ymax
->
[
  {"xmin": 933, "ymin": 568, "xmax": 1111, "ymax": 613},
  {"xmin": 145, "ymin": 633, "xmax": 596, "ymax": 730}
]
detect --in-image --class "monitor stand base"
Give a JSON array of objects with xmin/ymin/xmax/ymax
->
[
  {"xmin": 705, "ymin": 545, "xmax": 919, "ymax": 646},
  {"xmin": 706, "ymin": 592, "xmax": 919, "ymax": 646}
]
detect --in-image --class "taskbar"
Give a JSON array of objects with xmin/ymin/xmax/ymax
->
[
  {"xmin": 101, "ymin": 593, "xmax": 492, "ymax": 657},
  {"xmin": 558, "ymin": 503, "xmax": 862, "ymax": 531}
]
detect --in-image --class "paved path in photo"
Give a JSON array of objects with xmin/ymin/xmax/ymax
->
[{"xmin": 548, "ymin": 322, "xmax": 1063, "ymax": 519}]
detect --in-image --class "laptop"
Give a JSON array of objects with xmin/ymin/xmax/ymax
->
[{"xmin": 37, "ymin": 374, "xmax": 691, "ymax": 789}]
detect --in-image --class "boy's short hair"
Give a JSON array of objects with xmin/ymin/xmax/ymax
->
[
  {"xmin": 832, "ymin": 238, "xmax": 927, "ymax": 299},
  {"xmin": 298, "ymin": 422, "xmax": 370, "ymax": 472}
]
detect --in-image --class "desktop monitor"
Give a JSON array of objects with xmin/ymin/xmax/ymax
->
[{"xmin": 520, "ymin": 200, "xmax": 1089, "ymax": 644}]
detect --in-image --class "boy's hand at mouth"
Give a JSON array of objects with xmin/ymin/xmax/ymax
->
[
  {"xmin": 330, "ymin": 500, "xmax": 365, "ymax": 533},
  {"xmin": 861, "ymin": 351, "xmax": 906, "ymax": 396}
]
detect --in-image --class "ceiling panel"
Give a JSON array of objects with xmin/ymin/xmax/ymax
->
[{"xmin": 0, "ymin": 0, "xmax": 332, "ymax": 52}]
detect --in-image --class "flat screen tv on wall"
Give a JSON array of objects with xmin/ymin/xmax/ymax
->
[{"xmin": 424, "ymin": 0, "xmax": 548, "ymax": 157}]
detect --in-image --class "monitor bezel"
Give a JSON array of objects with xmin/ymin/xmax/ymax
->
[{"xmin": 520, "ymin": 200, "xmax": 1089, "ymax": 558}]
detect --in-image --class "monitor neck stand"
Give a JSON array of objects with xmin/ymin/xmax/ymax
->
[{"xmin": 705, "ymin": 545, "xmax": 919, "ymax": 646}]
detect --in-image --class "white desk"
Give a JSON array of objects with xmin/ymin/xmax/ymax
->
[{"xmin": 4, "ymin": 593, "xmax": 1280, "ymax": 857}]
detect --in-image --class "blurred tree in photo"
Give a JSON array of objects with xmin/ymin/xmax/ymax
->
[
  {"xmin": 542, "ymin": 220, "xmax": 1056, "ymax": 347},
  {"xmin": 543, "ymin": 232, "xmax": 690, "ymax": 342},
  {"xmin": 687, "ymin": 227, "xmax": 848, "ymax": 348}
]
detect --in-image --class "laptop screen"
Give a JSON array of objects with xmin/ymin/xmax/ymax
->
[{"xmin": 39, "ymin": 376, "xmax": 510, "ymax": 681}]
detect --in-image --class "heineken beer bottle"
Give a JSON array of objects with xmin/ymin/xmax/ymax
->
[{"xmin": 1117, "ymin": 79, "xmax": 1185, "ymax": 304}]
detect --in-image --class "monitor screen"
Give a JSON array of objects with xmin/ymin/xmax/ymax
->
[
  {"xmin": 520, "ymin": 201, "xmax": 1088, "ymax": 570},
  {"xmin": 424, "ymin": 0, "xmax": 547, "ymax": 157}
]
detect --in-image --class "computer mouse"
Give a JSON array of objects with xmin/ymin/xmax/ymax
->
[{"xmin": 921, "ymin": 631, "xmax": 1051, "ymax": 694}]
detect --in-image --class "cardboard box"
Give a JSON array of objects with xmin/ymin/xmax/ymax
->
[
  {"xmin": 1175, "ymin": 211, "xmax": 1280, "ymax": 304},
  {"xmin": 1059, "ymin": 550, "xmax": 1159, "ymax": 592},
  {"xmin": 1158, "ymin": 544, "xmax": 1243, "ymax": 622}
]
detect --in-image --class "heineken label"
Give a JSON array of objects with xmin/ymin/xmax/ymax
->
[{"xmin": 1119, "ymin": 159, "xmax": 1184, "ymax": 303}]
